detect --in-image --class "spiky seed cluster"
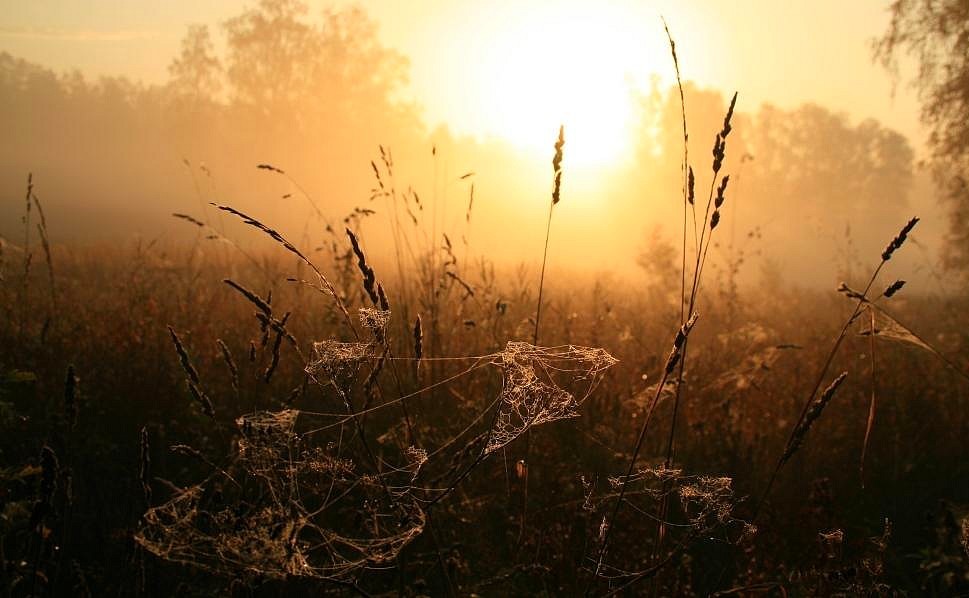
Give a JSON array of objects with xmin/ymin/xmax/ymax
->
[
  {"xmin": 256, "ymin": 163, "xmax": 284, "ymax": 174},
  {"xmin": 377, "ymin": 283, "xmax": 390, "ymax": 311},
  {"xmin": 253, "ymin": 312, "xmax": 299, "ymax": 354},
  {"xmin": 214, "ymin": 203, "xmax": 355, "ymax": 335},
  {"xmin": 264, "ymin": 312, "xmax": 290, "ymax": 382},
  {"xmin": 881, "ymin": 217, "xmax": 919, "ymax": 261},
  {"xmin": 25, "ymin": 172, "xmax": 33, "ymax": 218},
  {"xmin": 714, "ymin": 176, "xmax": 730, "ymax": 209},
  {"xmin": 172, "ymin": 213, "xmax": 205, "ymax": 228},
  {"xmin": 721, "ymin": 92, "xmax": 737, "ymax": 138},
  {"xmin": 710, "ymin": 177, "xmax": 730, "ymax": 230},
  {"xmin": 836, "ymin": 281, "xmax": 869, "ymax": 301},
  {"xmin": 379, "ymin": 144, "xmax": 394, "ymax": 176},
  {"xmin": 712, "ymin": 92, "xmax": 738, "ymax": 173},
  {"xmin": 167, "ymin": 326, "xmax": 215, "ymax": 418},
  {"xmin": 552, "ymin": 125, "xmax": 564, "ymax": 205},
  {"xmin": 781, "ymin": 371, "xmax": 848, "ymax": 465},
  {"xmin": 187, "ymin": 381, "xmax": 215, "ymax": 418},
  {"xmin": 216, "ymin": 339, "xmax": 239, "ymax": 394},
  {"xmin": 168, "ymin": 326, "xmax": 200, "ymax": 385},
  {"xmin": 346, "ymin": 228, "xmax": 378, "ymax": 305},
  {"xmin": 883, "ymin": 279, "xmax": 906, "ymax": 298},
  {"xmin": 712, "ymin": 139, "xmax": 725, "ymax": 173},
  {"xmin": 413, "ymin": 315, "xmax": 423, "ymax": 375},
  {"xmin": 666, "ymin": 312, "xmax": 699, "ymax": 375},
  {"xmin": 223, "ymin": 279, "xmax": 271, "ymax": 316},
  {"xmin": 687, "ymin": 167, "xmax": 696, "ymax": 205},
  {"xmin": 370, "ymin": 160, "xmax": 384, "ymax": 191},
  {"xmin": 710, "ymin": 210, "xmax": 721, "ymax": 230}
]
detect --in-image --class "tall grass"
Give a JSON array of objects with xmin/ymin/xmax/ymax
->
[{"xmin": 2, "ymin": 32, "xmax": 969, "ymax": 598}]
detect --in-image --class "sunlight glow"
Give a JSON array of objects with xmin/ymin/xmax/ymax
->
[{"xmin": 474, "ymin": 5, "xmax": 656, "ymax": 171}]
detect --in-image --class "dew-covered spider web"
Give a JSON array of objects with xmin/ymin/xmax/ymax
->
[
  {"xmin": 486, "ymin": 341, "xmax": 618, "ymax": 454},
  {"xmin": 136, "ymin": 409, "xmax": 428, "ymax": 580},
  {"xmin": 137, "ymin": 309, "xmax": 617, "ymax": 582},
  {"xmin": 587, "ymin": 466, "xmax": 755, "ymax": 580}
]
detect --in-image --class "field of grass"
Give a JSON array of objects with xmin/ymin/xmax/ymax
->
[{"xmin": 2, "ymin": 106, "xmax": 969, "ymax": 597}]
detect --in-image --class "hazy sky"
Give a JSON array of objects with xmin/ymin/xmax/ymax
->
[{"xmin": 0, "ymin": 1, "xmax": 925, "ymax": 163}]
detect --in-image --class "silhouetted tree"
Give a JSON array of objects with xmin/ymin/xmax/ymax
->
[
  {"xmin": 747, "ymin": 103, "xmax": 912, "ymax": 224},
  {"xmin": 169, "ymin": 24, "xmax": 222, "ymax": 105},
  {"xmin": 875, "ymin": 0, "xmax": 969, "ymax": 270},
  {"xmin": 309, "ymin": 7, "xmax": 413, "ymax": 125},
  {"xmin": 220, "ymin": 0, "xmax": 417, "ymax": 138},
  {"xmin": 223, "ymin": 0, "xmax": 318, "ymax": 114},
  {"xmin": 0, "ymin": 2, "xmax": 422, "ymax": 241}
]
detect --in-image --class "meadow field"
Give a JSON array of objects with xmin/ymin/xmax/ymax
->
[
  {"xmin": 3, "ymin": 1, "xmax": 969, "ymax": 596},
  {"xmin": 2, "ymin": 138, "xmax": 968, "ymax": 596}
]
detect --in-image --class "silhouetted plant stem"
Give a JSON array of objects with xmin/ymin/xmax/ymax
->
[
  {"xmin": 755, "ymin": 217, "xmax": 919, "ymax": 517},
  {"xmin": 522, "ymin": 125, "xmax": 565, "ymax": 546},
  {"xmin": 589, "ymin": 314, "xmax": 697, "ymax": 590}
]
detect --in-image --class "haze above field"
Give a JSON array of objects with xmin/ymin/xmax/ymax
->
[
  {"xmin": 0, "ymin": 0, "xmax": 946, "ymax": 288},
  {"xmin": 0, "ymin": 1, "xmax": 924, "ymax": 155}
]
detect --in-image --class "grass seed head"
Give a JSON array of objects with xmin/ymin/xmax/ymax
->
[
  {"xmin": 552, "ymin": 125, "xmax": 565, "ymax": 205},
  {"xmin": 377, "ymin": 283, "xmax": 390, "ymax": 311},
  {"xmin": 223, "ymin": 279, "xmax": 272, "ymax": 316},
  {"xmin": 721, "ymin": 92, "xmax": 738, "ymax": 138},
  {"xmin": 346, "ymin": 228, "xmax": 378, "ymax": 305},
  {"xmin": 883, "ymin": 279, "xmax": 906, "ymax": 298},
  {"xmin": 167, "ymin": 326, "xmax": 200, "ymax": 385},
  {"xmin": 715, "ymin": 175, "xmax": 730, "ymax": 208},
  {"xmin": 688, "ymin": 167, "xmax": 696, "ymax": 205},
  {"xmin": 781, "ymin": 371, "xmax": 849, "ymax": 465},
  {"xmin": 881, "ymin": 217, "xmax": 919, "ymax": 261},
  {"xmin": 414, "ymin": 315, "xmax": 423, "ymax": 362}
]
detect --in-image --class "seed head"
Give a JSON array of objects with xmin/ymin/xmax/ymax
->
[
  {"xmin": 881, "ymin": 217, "xmax": 919, "ymax": 262},
  {"xmin": 883, "ymin": 280, "xmax": 906, "ymax": 298}
]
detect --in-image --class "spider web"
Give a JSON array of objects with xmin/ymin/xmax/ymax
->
[
  {"xmin": 305, "ymin": 340, "xmax": 374, "ymax": 385},
  {"xmin": 485, "ymin": 342, "xmax": 618, "ymax": 454},
  {"xmin": 135, "ymin": 409, "xmax": 427, "ymax": 581},
  {"xmin": 138, "ymin": 310, "xmax": 619, "ymax": 583}
]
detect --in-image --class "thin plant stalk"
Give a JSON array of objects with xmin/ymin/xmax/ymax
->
[
  {"xmin": 589, "ymin": 314, "xmax": 698, "ymax": 589},
  {"xmin": 520, "ymin": 125, "xmax": 565, "ymax": 546},
  {"xmin": 754, "ymin": 217, "xmax": 919, "ymax": 517}
]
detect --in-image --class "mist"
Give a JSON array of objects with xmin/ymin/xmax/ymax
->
[{"xmin": 0, "ymin": 2, "xmax": 947, "ymax": 296}]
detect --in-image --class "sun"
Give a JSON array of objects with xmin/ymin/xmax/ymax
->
[{"xmin": 473, "ymin": 4, "xmax": 657, "ymax": 171}]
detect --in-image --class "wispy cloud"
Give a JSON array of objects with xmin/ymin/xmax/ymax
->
[{"xmin": 0, "ymin": 26, "xmax": 158, "ymax": 42}]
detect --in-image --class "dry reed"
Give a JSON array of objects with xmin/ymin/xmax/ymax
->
[
  {"xmin": 167, "ymin": 326, "xmax": 215, "ymax": 418},
  {"xmin": 779, "ymin": 371, "xmax": 849, "ymax": 466},
  {"xmin": 346, "ymin": 228, "xmax": 378, "ymax": 305},
  {"xmin": 263, "ymin": 312, "xmax": 291, "ymax": 383},
  {"xmin": 216, "ymin": 339, "xmax": 239, "ymax": 396},
  {"xmin": 214, "ymin": 203, "xmax": 357, "ymax": 338}
]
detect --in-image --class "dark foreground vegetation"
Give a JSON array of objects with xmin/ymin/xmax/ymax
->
[{"xmin": 1, "ymin": 169, "xmax": 968, "ymax": 596}]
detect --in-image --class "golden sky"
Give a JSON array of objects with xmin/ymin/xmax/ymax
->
[{"xmin": 0, "ymin": 0, "xmax": 924, "ymax": 166}]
